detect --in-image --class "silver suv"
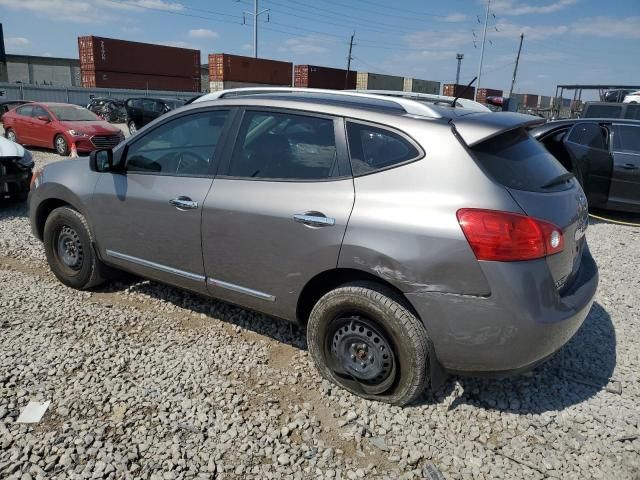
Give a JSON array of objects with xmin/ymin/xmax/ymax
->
[{"xmin": 29, "ymin": 90, "xmax": 598, "ymax": 405}]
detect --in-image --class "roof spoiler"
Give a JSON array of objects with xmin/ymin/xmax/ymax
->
[{"xmin": 452, "ymin": 112, "xmax": 546, "ymax": 147}]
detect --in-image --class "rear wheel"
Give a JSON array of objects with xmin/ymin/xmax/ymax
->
[
  {"xmin": 307, "ymin": 282, "xmax": 430, "ymax": 406},
  {"xmin": 43, "ymin": 207, "xmax": 110, "ymax": 290},
  {"xmin": 5, "ymin": 128, "xmax": 17, "ymax": 143},
  {"xmin": 128, "ymin": 121, "xmax": 137, "ymax": 135},
  {"xmin": 54, "ymin": 134, "xmax": 69, "ymax": 156}
]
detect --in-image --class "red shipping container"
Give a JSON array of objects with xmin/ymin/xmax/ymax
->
[
  {"xmin": 208, "ymin": 53, "xmax": 292, "ymax": 85},
  {"xmin": 475, "ymin": 88, "xmax": 503, "ymax": 103},
  {"xmin": 81, "ymin": 70, "xmax": 201, "ymax": 92},
  {"xmin": 294, "ymin": 65, "xmax": 356, "ymax": 90},
  {"xmin": 78, "ymin": 36, "xmax": 200, "ymax": 78},
  {"xmin": 442, "ymin": 83, "xmax": 476, "ymax": 100}
]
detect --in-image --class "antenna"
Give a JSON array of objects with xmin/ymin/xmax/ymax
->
[{"xmin": 452, "ymin": 76, "xmax": 478, "ymax": 107}]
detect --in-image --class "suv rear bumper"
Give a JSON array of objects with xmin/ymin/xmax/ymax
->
[{"xmin": 406, "ymin": 246, "xmax": 598, "ymax": 373}]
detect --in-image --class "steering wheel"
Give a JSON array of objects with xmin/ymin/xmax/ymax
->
[{"xmin": 176, "ymin": 151, "xmax": 208, "ymax": 175}]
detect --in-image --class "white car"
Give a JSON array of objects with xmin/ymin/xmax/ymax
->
[
  {"xmin": 623, "ymin": 91, "xmax": 640, "ymax": 104},
  {"xmin": 0, "ymin": 135, "xmax": 34, "ymax": 201}
]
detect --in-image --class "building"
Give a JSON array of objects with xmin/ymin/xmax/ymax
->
[{"xmin": 4, "ymin": 54, "xmax": 81, "ymax": 87}]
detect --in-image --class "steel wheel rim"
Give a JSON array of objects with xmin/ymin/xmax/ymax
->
[
  {"xmin": 56, "ymin": 137, "xmax": 67, "ymax": 155},
  {"xmin": 55, "ymin": 225, "xmax": 84, "ymax": 271},
  {"xmin": 129, "ymin": 122, "xmax": 136, "ymax": 134},
  {"xmin": 326, "ymin": 315, "xmax": 397, "ymax": 395}
]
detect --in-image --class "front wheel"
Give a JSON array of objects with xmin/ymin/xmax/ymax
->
[
  {"xmin": 43, "ymin": 207, "xmax": 109, "ymax": 290},
  {"xmin": 307, "ymin": 283, "xmax": 430, "ymax": 406},
  {"xmin": 54, "ymin": 134, "xmax": 70, "ymax": 156}
]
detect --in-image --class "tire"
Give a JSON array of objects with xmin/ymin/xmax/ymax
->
[
  {"xmin": 128, "ymin": 121, "xmax": 137, "ymax": 135},
  {"xmin": 54, "ymin": 134, "xmax": 70, "ymax": 156},
  {"xmin": 5, "ymin": 128, "xmax": 17, "ymax": 143},
  {"xmin": 43, "ymin": 206, "xmax": 108, "ymax": 290},
  {"xmin": 307, "ymin": 282, "xmax": 430, "ymax": 406}
]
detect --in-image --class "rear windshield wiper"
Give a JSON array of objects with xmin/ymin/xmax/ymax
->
[{"xmin": 540, "ymin": 172, "xmax": 574, "ymax": 189}]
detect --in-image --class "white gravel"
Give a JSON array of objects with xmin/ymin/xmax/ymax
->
[{"xmin": 0, "ymin": 149, "xmax": 639, "ymax": 479}]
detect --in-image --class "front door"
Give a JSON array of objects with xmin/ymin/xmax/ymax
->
[
  {"xmin": 202, "ymin": 108, "xmax": 354, "ymax": 320},
  {"xmin": 30, "ymin": 105, "xmax": 56, "ymax": 148},
  {"xmin": 610, "ymin": 123, "xmax": 640, "ymax": 209},
  {"xmin": 92, "ymin": 109, "xmax": 232, "ymax": 293}
]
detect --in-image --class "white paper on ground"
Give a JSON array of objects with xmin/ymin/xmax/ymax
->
[{"xmin": 16, "ymin": 401, "xmax": 51, "ymax": 423}]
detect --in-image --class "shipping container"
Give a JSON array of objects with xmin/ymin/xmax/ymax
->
[
  {"xmin": 403, "ymin": 78, "xmax": 440, "ymax": 95},
  {"xmin": 356, "ymin": 72, "xmax": 404, "ymax": 91},
  {"xmin": 538, "ymin": 95, "xmax": 552, "ymax": 108},
  {"xmin": 443, "ymin": 83, "xmax": 476, "ymax": 100},
  {"xmin": 512, "ymin": 93, "xmax": 539, "ymax": 108},
  {"xmin": 209, "ymin": 80, "xmax": 293, "ymax": 92},
  {"xmin": 475, "ymin": 88, "xmax": 503, "ymax": 104},
  {"xmin": 81, "ymin": 70, "xmax": 200, "ymax": 92},
  {"xmin": 78, "ymin": 36, "xmax": 200, "ymax": 78},
  {"xmin": 294, "ymin": 65, "xmax": 356, "ymax": 90},
  {"xmin": 208, "ymin": 53, "xmax": 292, "ymax": 86}
]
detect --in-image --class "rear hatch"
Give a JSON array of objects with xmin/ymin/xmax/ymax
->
[{"xmin": 468, "ymin": 126, "xmax": 589, "ymax": 292}]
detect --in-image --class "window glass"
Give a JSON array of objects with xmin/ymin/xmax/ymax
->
[
  {"xmin": 31, "ymin": 106, "xmax": 49, "ymax": 119},
  {"xmin": 583, "ymin": 105, "xmax": 622, "ymax": 119},
  {"xmin": 125, "ymin": 111, "xmax": 228, "ymax": 176},
  {"xmin": 613, "ymin": 125, "xmax": 640, "ymax": 154},
  {"xmin": 346, "ymin": 122, "xmax": 419, "ymax": 175},
  {"xmin": 228, "ymin": 111, "xmax": 338, "ymax": 180},
  {"xmin": 624, "ymin": 105, "xmax": 640, "ymax": 121},
  {"xmin": 16, "ymin": 105, "xmax": 33, "ymax": 117},
  {"xmin": 566, "ymin": 123, "xmax": 607, "ymax": 150}
]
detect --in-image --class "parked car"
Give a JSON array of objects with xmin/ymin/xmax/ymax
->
[
  {"xmin": 582, "ymin": 102, "xmax": 640, "ymax": 120},
  {"xmin": 532, "ymin": 118, "xmax": 640, "ymax": 213},
  {"xmin": 0, "ymin": 135, "xmax": 33, "ymax": 201},
  {"xmin": 0, "ymin": 100, "xmax": 31, "ymax": 123},
  {"xmin": 2, "ymin": 102, "xmax": 124, "ymax": 156},
  {"xmin": 29, "ymin": 90, "xmax": 598, "ymax": 405},
  {"xmin": 623, "ymin": 91, "xmax": 640, "ymax": 104},
  {"xmin": 124, "ymin": 97, "xmax": 185, "ymax": 134},
  {"xmin": 602, "ymin": 89, "xmax": 635, "ymax": 103},
  {"xmin": 86, "ymin": 97, "xmax": 127, "ymax": 123}
]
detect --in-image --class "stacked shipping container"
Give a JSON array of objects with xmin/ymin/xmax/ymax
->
[
  {"xmin": 443, "ymin": 83, "xmax": 476, "ymax": 100},
  {"xmin": 208, "ymin": 53, "xmax": 292, "ymax": 91},
  {"xmin": 356, "ymin": 72, "xmax": 404, "ymax": 91},
  {"xmin": 475, "ymin": 88, "xmax": 504, "ymax": 104},
  {"xmin": 78, "ymin": 36, "xmax": 201, "ymax": 92},
  {"xmin": 512, "ymin": 93, "xmax": 540, "ymax": 108},
  {"xmin": 294, "ymin": 65, "xmax": 356, "ymax": 90},
  {"xmin": 403, "ymin": 78, "xmax": 440, "ymax": 95}
]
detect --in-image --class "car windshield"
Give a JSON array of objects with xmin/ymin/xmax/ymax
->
[
  {"xmin": 49, "ymin": 105, "xmax": 98, "ymax": 121},
  {"xmin": 164, "ymin": 99, "xmax": 185, "ymax": 109}
]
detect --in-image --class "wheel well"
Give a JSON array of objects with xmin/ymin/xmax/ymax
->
[
  {"xmin": 34, "ymin": 198, "xmax": 72, "ymax": 240},
  {"xmin": 296, "ymin": 268, "xmax": 419, "ymax": 325}
]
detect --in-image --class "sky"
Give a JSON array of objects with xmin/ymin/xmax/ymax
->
[{"xmin": 0, "ymin": 0, "xmax": 639, "ymax": 98}]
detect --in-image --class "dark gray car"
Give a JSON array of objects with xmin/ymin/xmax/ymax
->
[{"xmin": 29, "ymin": 90, "xmax": 598, "ymax": 405}]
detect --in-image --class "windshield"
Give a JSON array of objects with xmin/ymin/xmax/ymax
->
[
  {"xmin": 164, "ymin": 99, "xmax": 185, "ymax": 109},
  {"xmin": 49, "ymin": 105, "xmax": 99, "ymax": 121}
]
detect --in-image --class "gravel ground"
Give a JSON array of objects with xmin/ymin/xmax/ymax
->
[{"xmin": 0, "ymin": 148, "xmax": 639, "ymax": 479}]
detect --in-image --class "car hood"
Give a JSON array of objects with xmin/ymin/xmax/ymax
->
[
  {"xmin": 58, "ymin": 121, "xmax": 122, "ymax": 135},
  {"xmin": 0, "ymin": 135, "xmax": 25, "ymax": 157}
]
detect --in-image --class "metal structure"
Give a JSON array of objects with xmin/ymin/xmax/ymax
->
[
  {"xmin": 475, "ymin": 0, "xmax": 490, "ymax": 102},
  {"xmin": 509, "ymin": 34, "xmax": 524, "ymax": 98},
  {"xmin": 242, "ymin": 0, "xmax": 270, "ymax": 58},
  {"xmin": 553, "ymin": 84, "xmax": 640, "ymax": 118},
  {"xmin": 345, "ymin": 34, "xmax": 355, "ymax": 90},
  {"xmin": 455, "ymin": 53, "xmax": 464, "ymax": 85}
]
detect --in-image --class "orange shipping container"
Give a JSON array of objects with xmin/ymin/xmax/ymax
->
[
  {"xmin": 294, "ymin": 65, "xmax": 356, "ymax": 90},
  {"xmin": 208, "ymin": 53, "xmax": 292, "ymax": 85},
  {"xmin": 443, "ymin": 83, "xmax": 476, "ymax": 100},
  {"xmin": 81, "ymin": 70, "xmax": 201, "ymax": 92}
]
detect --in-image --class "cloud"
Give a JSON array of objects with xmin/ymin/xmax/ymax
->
[
  {"xmin": 189, "ymin": 29, "xmax": 219, "ymax": 39},
  {"xmin": 491, "ymin": 22, "xmax": 569, "ymax": 40},
  {"xmin": 0, "ymin": 0, "xmax": 107, "ymax": 22},
  {"xmin": 441, "ymin": 13, "xmax": 468, "ymax": 23},
  {"xmin": 403, "ymin": 31, "xmax": 471, "ymax": 50},
  {"xmin": 571, "ymin": 16, "xmax": 640, "ymax": 39},
  {"xmin": 97, "ymin": 0, "xmax": 183, "ymax": 11},
  {"xmin": 489, "ymin": 0, "xmax": 578, "ymax": 16},
  {"xmin": 279, "ymin": 36, "xmax": 329, "ymax": 55},
  {"xmin": 5, "ymin": 37, "xmax": 30, "ymax": 46}
]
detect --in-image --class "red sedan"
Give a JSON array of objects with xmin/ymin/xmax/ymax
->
[{"xmin": 3, "ymin": 102, "xmax": 124, "ymax": 156}]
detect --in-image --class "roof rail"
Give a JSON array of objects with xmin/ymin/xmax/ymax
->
[
  {"xmin": 193, "ymin": 87, "xmax": 444, "ymax": 119},
  {"xmin": 353, "ymin": 90, "xmax": 491, "ymax": 113}
]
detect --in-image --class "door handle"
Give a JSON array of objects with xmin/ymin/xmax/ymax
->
[
  {"xmin": 622, "ymin": 163, "xmax": 639, "ymax": 170},
  {"xmin": 293, "ymin": 213, "xmax": 336, "ymax": 227},
  {"xmin": 169, "ymin": 196, "xmax": 198, "ymax": 210}
]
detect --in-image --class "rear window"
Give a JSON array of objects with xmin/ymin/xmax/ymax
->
[
  {"xmin": 583, "ymin": 105, "xmax": 622, "ymax": 119},
  {"xmin": 624, "ymin": 105, "xmax": 640, "ymax": 120},
  {"xmin": 471, "ymin": 128, "xmax": 569, "ymax": 192}
]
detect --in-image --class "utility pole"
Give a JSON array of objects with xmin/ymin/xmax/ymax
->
[
  {"xmin": 475, "ymin": 0, "xmax": 490, "ymax": 101},
  {"xmin": 509, "ymin": 33, "xmax": 524, "ymax": 97},
  {"xmin": 345, "ymin": 33, "xmax": 355, "ymax": 89},
  {"xmin": 242, "ymin": 0, "xmax": 270, "ymax": 58},
  {"xmin": 455, "ymin": 53, "xmax": 464, "ymax": 85}
]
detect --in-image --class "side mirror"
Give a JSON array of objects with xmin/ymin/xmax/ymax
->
[
  {"xmin": 89, "ymin": 149, "xmax": 115, "ymax": 172},
  {"xmin": 37, "ymin": 115, "xmax": 50, "ymax": 122}
]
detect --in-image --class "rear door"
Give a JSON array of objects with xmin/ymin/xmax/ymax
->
[
  {"xmin": 609, "ymin": 124, "xmax": 640, "ymax": 209},
  {"xmin": 13, "ymin": 105, "xmax": 34, "ymax": 143},
  {"xmin": 471, "ymin": 127, "xmax": 590, "ymax": 292},
  {"xmin": 563, "ymin": 122, "xmax": 613, "ymax": 207},
  {"xmin": 92, "ymin": 108, "xmax": 232, "ymax": 294},
  {"xmin": 201, "ymin": 108, "xmax": 354, "ymax": 320}
]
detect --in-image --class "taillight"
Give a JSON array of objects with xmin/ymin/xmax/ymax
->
[{"xmin": 457, "ymin": 208, "xmax": 564, "ymax": 261}]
